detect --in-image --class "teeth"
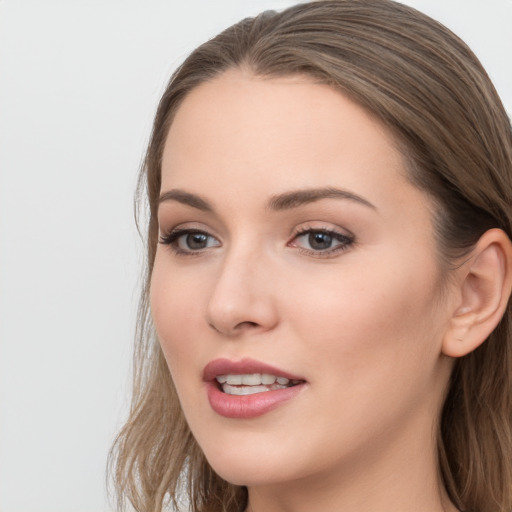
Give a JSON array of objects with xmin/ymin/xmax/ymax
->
[
  {"xmin": 226, "ymin": 375, "xmax": 243, "ymax": 385},
  {"xmin": 215, "ymin": 373, "xmax": 300, "ymax": 395},
  {"xmin": 222, "ymin": 382, "xmax": 292, "ymax": 395},
  {"xmin": 216, "ymin": 373, "xmax": 290, "ymax": 386},
  {"xmin": 261, "ymin": 373, "xmax": 276, "ymax": 385},
  {"xmin": 222, "ymin": 384, "xmax": 270, "ymax": 396},
  {"xmin": 241, "ymin": 373, "xmax": 261, "ymax": 385}
]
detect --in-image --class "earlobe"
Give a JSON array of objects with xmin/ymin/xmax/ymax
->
[{"xmin": 442, "ymin": 229, "xmax": 512, "ymax": 358}]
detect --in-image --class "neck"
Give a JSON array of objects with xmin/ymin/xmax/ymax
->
[{"xmin": 245, "ymin": 415, "xmax": 458, "ymax": 512}]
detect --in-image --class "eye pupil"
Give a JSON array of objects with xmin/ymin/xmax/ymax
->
[
  {"xmin": 309, "ymin": 232, "xmax": 333, "ymax": 250},
  {"xmin": 187, "ymin": 233, "xmax": 208, "ymax": 249}
]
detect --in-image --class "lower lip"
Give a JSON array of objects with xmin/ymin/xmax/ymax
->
[{"xmin": 206, "ymin": 382, "xmax": 305, "ymax": 419}]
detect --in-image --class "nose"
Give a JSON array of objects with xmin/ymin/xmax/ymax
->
[{"xmin": 205, "ymin": 249, "xmax": 279, "ymax": 337}]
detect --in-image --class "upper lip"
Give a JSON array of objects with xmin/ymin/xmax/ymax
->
[{"xmin": 203, "ymin": 358, "xmax": 305, "ymax": 382}]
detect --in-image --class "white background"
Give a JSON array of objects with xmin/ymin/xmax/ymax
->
[{"xmin": 0, "ymin": 1, "xmax": 510, "ymax": 511}]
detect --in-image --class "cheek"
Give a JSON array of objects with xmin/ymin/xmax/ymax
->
[
  {"xmin": 150, "ymin": 257, "xmax": 203, "ymax": 368},
  {"xmin": 150, "ymin": 270, "xmax": 208, "ymax": 419},
  {"xmin": 279, "ymin": 262, "xmax": 449, "ymax": 463},
  {"xmin": 287, "ymin": 258, "xmax": 446, "ymax": 381}
]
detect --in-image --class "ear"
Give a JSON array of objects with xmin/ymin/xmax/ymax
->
[{"xmin": 442, "ymin": 228, "xmax": 512, "ymax": 358}]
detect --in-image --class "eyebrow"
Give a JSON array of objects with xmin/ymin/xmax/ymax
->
[
  {"xmin": 267, "ymin": 187, "xmax": 376, "ymax": 211},
  {"xmin": 158, "ymin": 189, "xmax": 213, "ymax": 212},
  {"xmin": 158, "ymin": 186, "xmax": 375, "ymax": 212}
]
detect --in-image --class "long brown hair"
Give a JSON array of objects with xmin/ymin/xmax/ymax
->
[{"xmin": 109, "ymin": 1, "xmax": 512, "ymax": 511}]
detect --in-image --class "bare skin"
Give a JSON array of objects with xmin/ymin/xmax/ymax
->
[{"xmin": 151, "ymin": 69, "xmax": 469, "ymax": 512}]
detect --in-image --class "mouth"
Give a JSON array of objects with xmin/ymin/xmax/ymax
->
[
  {"xmin": 216, "ymin": 373, "xmax": 303, "ymax": 396},
  {"xmin": 203, "ymin": 358, "xmax": 306, "ymax": 419},
  {"xmin": 203, "ymin": 358, "xmax": 306, "ymax": 396}
]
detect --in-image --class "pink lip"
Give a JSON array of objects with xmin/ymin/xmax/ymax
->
[
  {"xmin": 203, "ymin": 358, "xmax": 304, "ymax": 382},
  {"xmin": 203, "ymin": 358, "xmax": 306, "ymax": 419}
]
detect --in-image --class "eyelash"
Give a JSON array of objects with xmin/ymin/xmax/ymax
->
[
  {"xmin": 158, "ymin": 226, "xmax": 355, "ymax": 258},
  {"xmin": 159, "ymin": 228, "xmax": 219, "ymax": 256},
  {"xmin": 288, "ymin": 227, "xmax": 355, "ymax": 258}
]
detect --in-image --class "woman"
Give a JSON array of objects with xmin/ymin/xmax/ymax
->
[{"xmin": 110, "ymin": 1, "xmax": 512, "ymax": 511}]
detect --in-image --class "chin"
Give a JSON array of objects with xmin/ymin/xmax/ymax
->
[
  {"xmin": 201, "ymin": 447, "xmax": 272, "ymax": 485},
  {"xmin": 208, "ymin": 462, "xmax": 291, "ymax": 488},
  {"xmin": 199, "ymin": 438, "xmax": 311, "ymax": 488}
]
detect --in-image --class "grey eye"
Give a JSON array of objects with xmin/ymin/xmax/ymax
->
[
  {"xmin": 174, "ymin": 231, "xmax": 220, "ymax": 251},
  {"xmin": 290, "ymin": 228, "xmax": 354, "ymax": 256},
  {"xmin": 185, "ymin": 233, "xmax": 210, "ymax": 250},
  {"xmin": 308, "ymin": 232, "xmax": 334, "ymax": 250}
]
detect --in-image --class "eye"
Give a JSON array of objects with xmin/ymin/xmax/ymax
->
[
  {"xmin": 289, "ymin": 228, "xmax": 354, "ymax": 257},
  {"xmin": 159, "ymin": 228, "xmax": 221, "ymax": 254}
]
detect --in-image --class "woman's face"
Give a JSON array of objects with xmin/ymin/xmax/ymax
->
[{"xmin": 151, "ymin": 70, "xmax": 455, "ymax": 490}]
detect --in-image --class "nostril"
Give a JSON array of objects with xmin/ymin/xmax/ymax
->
[
  {"xmin": 235, "ymin": 321, "xmax": 260, "ymax": 329},
  {"xmin": 208, "ymin": 319, "xmax": 262, "ymax": 335}
]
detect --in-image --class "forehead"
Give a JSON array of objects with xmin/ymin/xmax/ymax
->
[{"xmin": 161, "ymin": 70, "xmax": 406, "ymax": 195}]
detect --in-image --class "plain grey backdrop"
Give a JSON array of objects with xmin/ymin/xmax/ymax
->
[{"xmin": 0, "ymin": 1, "xmax": 510, "ymax": 511}]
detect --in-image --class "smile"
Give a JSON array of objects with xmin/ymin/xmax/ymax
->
[
  {"xmin": 216, "ymin": 373, "xmax": 301, "ymax": 395},
  {"xmin": 204, "ymin": 359, "xmax": 306, "ymax": 418}
]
